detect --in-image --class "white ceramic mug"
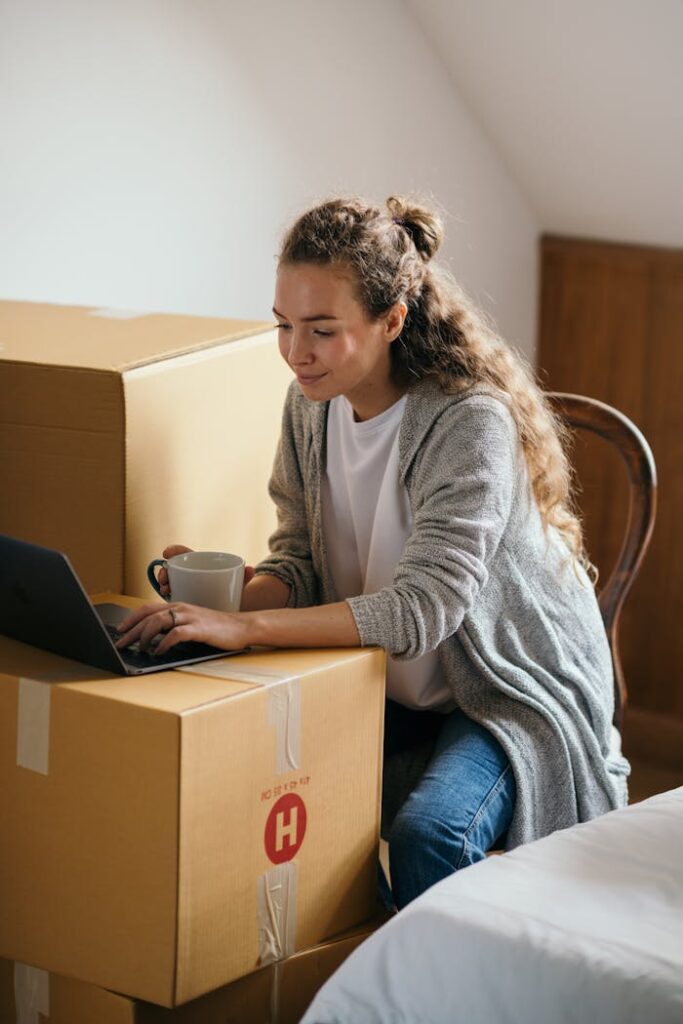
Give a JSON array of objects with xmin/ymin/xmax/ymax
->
[{"xmin": 147, "ymin": 551, "xmax": 245, "ymax": 612}]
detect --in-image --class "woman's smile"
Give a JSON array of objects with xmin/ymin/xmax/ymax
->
[{"xmin": 296, "ymin": 370, "xmax": 328, "ymax": 386}]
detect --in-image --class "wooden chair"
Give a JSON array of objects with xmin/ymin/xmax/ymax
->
[{"xmin": 546, "ymin": 393, "xmax": 657, "ymax": 730}]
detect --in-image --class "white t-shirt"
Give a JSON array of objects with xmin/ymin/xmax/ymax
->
[{"xmin": 321, "ymin": 395, "xmax": 454, "ymax": 711}]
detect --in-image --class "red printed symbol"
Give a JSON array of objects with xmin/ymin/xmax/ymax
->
[{"xmin": 264, "ymin": 793, "xmax": 307, "ymax": 864}]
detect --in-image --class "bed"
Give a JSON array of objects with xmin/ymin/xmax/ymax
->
[{"xmin": 302, "ymin": 786, "xmax": 683, "ymax": 1023}]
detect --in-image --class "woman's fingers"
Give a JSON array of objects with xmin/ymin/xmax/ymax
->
[
  {"xmin": 153, "ymin": 622, "xmax": 193, "ymax": 656},
  {"xmin": 137, "ymin": 609, "xmax": 177, "ymax": 651},
  {"xmin": 115, "ymin": 603, "xmax": 172, "ymax": 648},
  {"xmin": 117, "ymin": 602, "xmax": 167, "ymax": 634},
  {"xmin": 157, "ymin": 545, "xmax": 192, "ymax": 598},
  {"xmin": 162, "ymin": 544, "xmax": 192, "ymax": 559},
  {"xmin": 115, "ymin": 602, "xmax": 245, "ymax": 658}
]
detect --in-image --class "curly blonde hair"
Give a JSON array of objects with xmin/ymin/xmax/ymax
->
[{"xmin": 279, "ymin": 195, "xmax": 592, "ymax": 577}]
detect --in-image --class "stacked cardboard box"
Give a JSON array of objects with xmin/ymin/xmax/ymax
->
[
  {"xmin": 0, "ymin": 301, "xmax": 293, "ymax": 596},
  {"xmin": 0, "ymin": 303, "xmax": 388, "ymax": 1018},
  {"xmin": 1, "ymin": 921, "xmax": 378, "ymax": 1022},
  {"xmin": 0, "ymin": 602, "xmax": 385, "ymax": 1008}
]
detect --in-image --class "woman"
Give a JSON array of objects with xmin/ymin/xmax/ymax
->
[{"xmin": 117, "ymin": 196, "xmax": 629, "ymax": 909}]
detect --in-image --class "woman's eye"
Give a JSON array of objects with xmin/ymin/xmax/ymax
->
[
  {"xmin": 313, "ymin": 329, "xmax": 333, "ymax": 337},
  {"xmin": 276, "ymin": 323, "xmax": 292, "ymax": 331}
]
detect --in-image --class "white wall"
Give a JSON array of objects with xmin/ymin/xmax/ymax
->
[
  {"xmin": 0, "ymin": 0, "xmax": 540, "ymax": 358},
  {"xmin": 408, "ymin": 0, "xmax": 683, "ymax": 250}
]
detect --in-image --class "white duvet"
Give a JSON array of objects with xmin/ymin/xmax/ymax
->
[{"xmin": 302, "ymin": 787, "xmax": 683, "ymax": 1024}]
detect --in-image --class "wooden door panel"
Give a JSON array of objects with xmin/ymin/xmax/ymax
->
[{"xmin": 539, "ymin": 236, "xmax": 682, "ymax": 722}]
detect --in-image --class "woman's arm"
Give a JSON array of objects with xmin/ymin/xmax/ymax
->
[
  {"xmin": 253, "ymin": 384, "xmax": 320, "ymax": 608},
  {"xmin": 242, "ymin": 601, "xmax": 360, "ymax": 647},
  {"xmin": 240, "ymin": 572, "xmax": 291, "ymax": 612},
  {"xmin": 347, "ymin": 397, "xmax": 518, "ymax": 659},
  {"xmin": 115, "ymin": 598, "xmax": 360, "ymax": 656},
  {"xmin": 118, "ymin": 397, "xmax": 517, "ymax": 658}
]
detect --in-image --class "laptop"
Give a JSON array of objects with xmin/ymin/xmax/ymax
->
[{"xmin": 0, "ymin": 534, "xmax": 246, "ymax": 675}]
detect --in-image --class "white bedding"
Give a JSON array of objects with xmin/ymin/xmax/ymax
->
[{"xmin": 302, "ymin": 787, "xmax": 683, "ymax": 1024}]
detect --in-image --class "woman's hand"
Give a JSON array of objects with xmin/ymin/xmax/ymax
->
[
  {"xmin": 157, "ymin": 544, "xmax": 192, "ymax": 597},
  {"xmin": 156, "ymin": 544, "xmax": 255, "ymax": 599},
  {"xmin": 114, "ymin": 602, "xmax": 250, "ymax": 656}
]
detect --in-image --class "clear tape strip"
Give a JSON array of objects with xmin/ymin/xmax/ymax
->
[
  {"xmin": 178, "ymin": 664, "xmax": 301, "ymax": 775},
  {"xmin": 16, "ymin": 679, "xmax": 51, "ymax": 775},
  {"xmin": 257, "ymin": 861, "xmax": 298, "ymax": 967},
  {"xmin": 177, "ymin": 663, "xmax": 297, "ymax": 686},
  {"xmin": 268, "ymin": 681, "xmax": 301, "ymax": 775},
  {"xmin": 14, "ymin": 963, "xmax": 49, "ymax": 1024}
]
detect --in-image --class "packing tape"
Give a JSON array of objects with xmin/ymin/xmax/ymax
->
[
  {"xmin": 16, "ymin": 679, "xmax": 51, "ymax": 775},
  {"xmin": 257, "ymin": 861, "xmax": 298, "ymax": 967},
  {"xmin": 177, "ymin": 663, "xmax": 298, "ymax": 687},
  {"xmin": 184, "ymin": 661, "xmax": 303, "ymax": 972},
  {"xmin": 14, "ymin": 963, "xmax": 49, "ymax": 1024},
  {"xmin": 179, "ymin": 664, "xmax": 301, "ymax": 774},
  {"xmin": 268, "ymin": 680, "xmax": 301, "ymax": 775}
]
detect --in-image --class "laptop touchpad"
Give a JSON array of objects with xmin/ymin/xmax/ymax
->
[{"xmin": 94, "ymin": 603, "xmax": 132, "ymax": 628}]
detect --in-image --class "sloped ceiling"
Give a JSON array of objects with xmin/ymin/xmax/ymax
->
[{"xmin": 407, "ymin": 0, "xmax": 683, "ymax": 248}]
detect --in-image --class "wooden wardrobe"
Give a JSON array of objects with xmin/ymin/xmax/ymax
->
[{"xmin": 538, "ymin": 235, "xmax": 683, "ymax": 768}]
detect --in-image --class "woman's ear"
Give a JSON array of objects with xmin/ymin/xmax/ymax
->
[{"xmin": 385, "ymin": 301, "xmax": 408, "ymax": 344}]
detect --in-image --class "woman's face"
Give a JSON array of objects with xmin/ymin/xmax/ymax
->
[{"xmin": 273, "ymin": 262, "xmax": 406, "ymax": 420}]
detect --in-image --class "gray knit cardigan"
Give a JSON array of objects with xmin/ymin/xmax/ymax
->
[{"xmin": 255, "ymin": 378, "xmax": 630, "ymax": 848}]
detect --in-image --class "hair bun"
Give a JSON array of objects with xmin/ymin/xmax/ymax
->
[{"xmin": 386, "ymin": 196, "xmax": 444, "ymax": 262}]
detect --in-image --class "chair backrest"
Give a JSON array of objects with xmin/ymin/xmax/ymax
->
[{"xmin": 546, "ymin": 392, "xmax": 657, "ymax": 729}]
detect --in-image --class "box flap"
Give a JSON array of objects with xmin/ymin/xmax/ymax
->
[{"xmin": 0, "ymin": 301, "xmax": 273, "ymax": 372}]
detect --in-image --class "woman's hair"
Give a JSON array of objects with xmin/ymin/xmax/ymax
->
[{"xmin": 279, "ymin": 196, "xmax": 593, "ymax": 577}]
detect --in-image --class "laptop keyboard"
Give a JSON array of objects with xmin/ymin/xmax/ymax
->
[{"xmin": 104, "ymin": 623, "xmax": 217, "ymax": 668}]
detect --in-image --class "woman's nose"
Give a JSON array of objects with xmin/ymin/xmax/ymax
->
[{"xmin": 288, "ymin": 331, "xmax": 313, "ymax": 365}]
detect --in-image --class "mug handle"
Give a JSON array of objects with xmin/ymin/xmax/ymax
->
[{"xmin": 147, "ymin": 558, "xmax": 170, "ymax": 600}]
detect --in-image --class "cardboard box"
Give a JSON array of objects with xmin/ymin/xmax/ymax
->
[
  {"xmin": 0, "ymin": 301, "xmax": 292, "ymax": 596},
  {"xmin": 0, "ymin": 922, "xmax": 381, "ymax": 1023},
  {"xmin": 0, "ymin": 607, "xmax": 385, "ymax": 1006}
]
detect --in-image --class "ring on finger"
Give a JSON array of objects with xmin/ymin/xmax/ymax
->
[{"xmin": 168, "ymin": 606, "xmax": 180, "ymax": 629}]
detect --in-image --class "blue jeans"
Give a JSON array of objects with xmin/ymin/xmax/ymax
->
[{"xmin": 380, "ymin": 700, "xmax": 516, "ymax": 910}]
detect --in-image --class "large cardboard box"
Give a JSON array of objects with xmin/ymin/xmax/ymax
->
[
  {"xmin": 0, "ymin": 922, "xmax": 381, "ymax": 1024},
  {"xmin": 0, "ymin": 301, "xmax": 292, "ymax": 596},
  {"xmin": 0, "ymin": 607, "xmax": 385, "ymax": 1006}
]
